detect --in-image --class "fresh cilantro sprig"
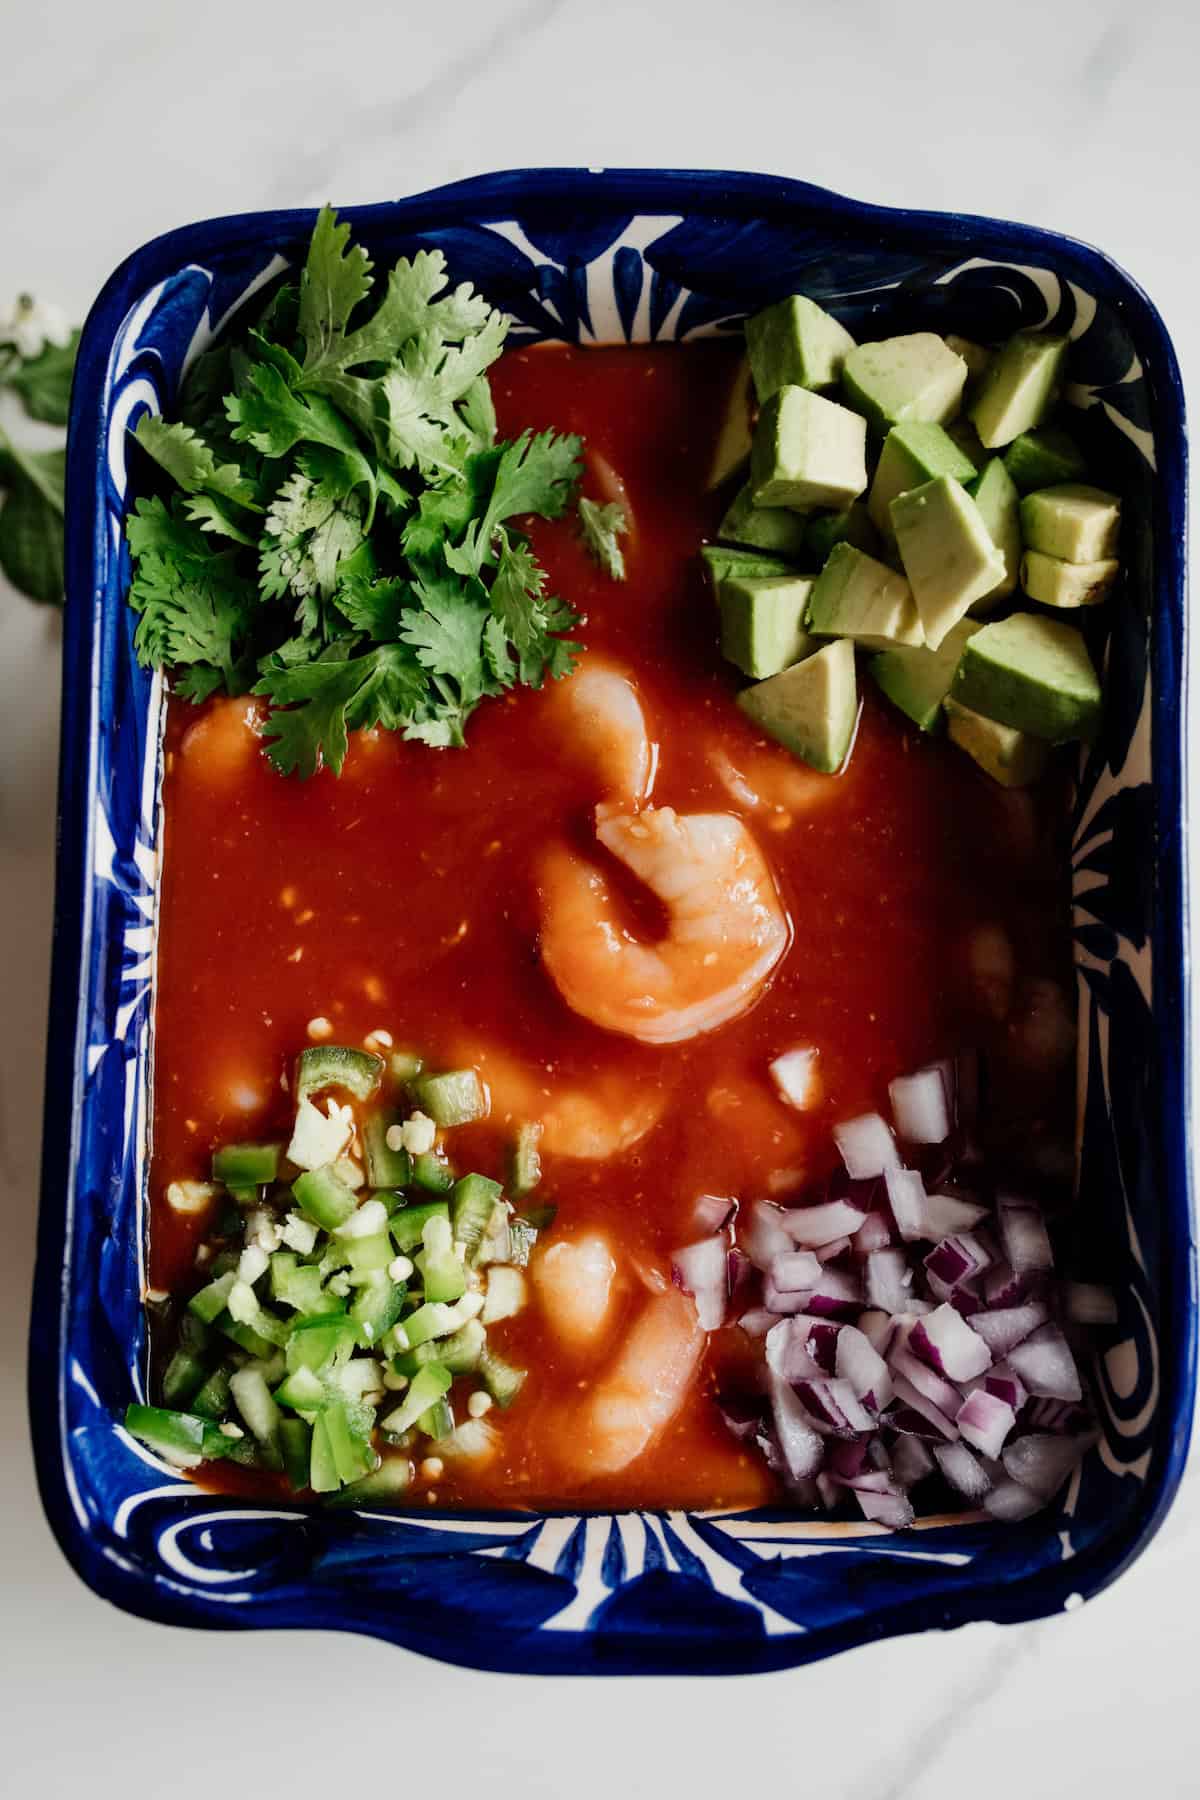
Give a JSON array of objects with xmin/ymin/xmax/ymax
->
[
  {"xmin": 578, "ymin": 497, "xmax": 629, "ymax": 581},
  {"xmin": 0, "ymin": 298, "xmax": 80, "ymax": 605},
  {"xmin": 125, "ymin": 207, "xmax": 584, "ymax": 775}
]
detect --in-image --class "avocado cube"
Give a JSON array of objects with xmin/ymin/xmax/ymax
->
[
  {"xmin": 1021, "ymin": 550, "xmax": 1120, "ymax": 609},
  {"xmin": 804, "ymin": 502, "xmax": 878, "ymax": 563},
  {"xmin": 966, "ymin": 458, "xmax": 1022, "ymax": 608},
  {"xmin": 706, "ymin": 357, "xmax": 755, "ymax": 491},
  {"xmin": 719, "ymin": 481, "xmax": 811, "ymax": 558},
  {"xmin": 952, "ymin": 612, "xmax": 1101, "ymax": 742},
  {"xmin": 1003, "ymin": 425, "xmax": 1087, "ymax": 493},
  {"xmin": 1020, "ymin": 483, "xmax": 1121, "ymax": 563},
  {"xmin": 944, "ymin": 334, "xmax": 993, "ymax": 387},
  {"xmin": 944, "ymin": 698, "xmax": 1050, "ymax": 788},
  {"xmin": 700, "ymin": 544, "xmax": 796, "ymax": 592},
  {"xmin": 970, "ymin": 332, "xmax": 1069, "ymax": 449},
  {"xmin": 945, "ymin": 415, "xmax": 987, "ymax": 464},
  {"xmin": 737, "ymin": 637, "xmax": 858, "ymax": 773},
  {"xmin": 842, "ymin": 333, "xmax": 968, "ymax": 434},
  {"xmin": 718, "ymin": 575, "xmax": 815, "ymax": 679},
  {"xmin": 867, "ymin": 421, "xmax": 977, "ymax": 541},
  {"xmin": 746, "ymin": 294, "xmax": 857, "ymax": 401},
  {"xmin": 890, "ymin": 476, "xmax": 1006, "ymax": 650},
  {"xmin": 807, "ymin": 542, "xmax": 923, "ymax": 650},
  {"xmin": 750, "ymin": 386, "xmax": 868, "ymax": 511},
  {"xmin": 871, "ymin": 618, "xmax": 982, "ymax": 733}
]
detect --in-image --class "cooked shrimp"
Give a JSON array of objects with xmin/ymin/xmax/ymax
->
[
  {"xmin": 562, "ymin": 1288, "xmax": 705, "ymax": 1477},
  {"xmin": 179, "ymin": 696, "xmax": 264, "ymax": 783},
  {"xmin": 709, "ymin": 743, "xmax": 846, "ymax": 828},
  {"xmin": 533, "ymin": 1234, "xmax": 618, "ymax": 1350},
  {"xmin": 539, "ymin": 806, "xmax": 790, "ymax": 1044},
  {"xmin": 542, "ymin": 661, "xmax": 655, "ymax": 809},
  {"xmin": 453, "ymin": 1041, "xmax": 667, "ymax": 1159}
]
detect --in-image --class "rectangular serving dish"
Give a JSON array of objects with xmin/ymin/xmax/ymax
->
[{"xmin": 32, "ymin": 169, "xmax": 1194, "ymax": 1675}]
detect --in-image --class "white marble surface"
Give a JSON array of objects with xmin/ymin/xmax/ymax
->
[{"xmin": 2, "ymin": 0, "xmax": 1196, "ymax": 1791}]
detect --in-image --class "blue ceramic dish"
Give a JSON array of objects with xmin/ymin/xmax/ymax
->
[{"xmin": 32, "ymin": 169, "xmax": 1193, "ymax": 1675}]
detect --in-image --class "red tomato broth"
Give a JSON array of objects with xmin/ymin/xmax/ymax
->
[{"xmin": 149, "ymin": 341, "xmax": 1074, "ymax": 1512}]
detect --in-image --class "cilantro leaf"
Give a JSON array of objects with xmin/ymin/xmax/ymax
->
[
  {"xmin": 578, "ymin": 496, "xmax": 629, "ymax": 580},
  {"xmin": 295, "ymin": 207, "xmax": 375, "ymax": 379},
  {"xmin": 254, "ymin": 639, "xmax": 427, "ymax": 776},
  {"xmin": 488, "ymin": 531, "xmax": 581, "ymax": 686},
  {"xmin": 135, "ymin": 414, "xmax": 262, "ymax": 510},
  {"xmin": 226, "ymin": 361, "xmax": 371, "ymax": 475},
  {"xmin": 259, "ymin": 447, "xmax": 369, "ymax": 618},
  {"xmin": 126, "ymin": 497, "xmax": 257, "ymax": 689},
  {"xmin": 4, "ymin": 329, "xmax": 79, "ymax": 426},
  {"xmin": 0, "ymin": 429, "xmax": 65, "ymax": 604},
  {"xmin": 377, "ymin": 316, "xmax": 508, "ymax": 476},
  {"xmin": 446, "ymin": 430, "xmax": 583, "ymax": 576}
]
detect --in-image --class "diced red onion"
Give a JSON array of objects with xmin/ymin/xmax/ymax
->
[
  {"xmin": 737, "ymin": 1307, "xmax": 776, "ymax": 1337},
  {"xmin": 742, "ymin": 1200, "xmax": 793, "ymax": 1272},
  {"xmin": 762, "ymin": 1278, "xmax": 816, "ymax": 1315},
  {"xmin": 769, "ymin": 1047, "xmax": 820, "ymax": 1111},
  {"xmin": 960, "ymin": 1362, "xmax": 1028, "ymax": 1412},
  {"xmin": 924, "ymin": 1232, "xmax": 993, "ymax": 1290},
  {"xmin": 836, "ymin": 1323, "xmax": 894, "ymax": 1413},
  {"xmin": 889, "ymin": 1342, "xmax": 964, "ymax": 1421},
  {"xmin": 727, "ymin": 1247, "xmax": 755, "ymax": 1308},
  {"xmin": 891, "ymin": 1433, "xmax": 935, "ymax": 1488},
  {"xmin": 1064, "ymin": 1281, "xmax": 1118, "ymax": 1325},
  {"xmin": 921, "ymin": 1190, "xmax": 989, "ymax": 1238},
  {"xmin": 983, "ymin": 1262, "xmax": 1029, "ymax": 1308},
  {"xmin": 969, "ymin": 1300, "xmax": 1049, "ymax": 1358},
  {"xmin": 956, "ymin": 1389, "xmax": 1016, "ymax": 1459},
  {"xmin": 884, "ymin": 1167, "xmax": 929, "ymax": 1241},
  {"xmin": 829, "ymin": 1437, "xmax": 871, "ymax": 1480},
  {"xmin": 933, "ymin": 1440, "xmax": 992, "ymax": 1500},
  {"xmin": 1001, "ymin": 1432, "xmax": 1091, "ymax": 1499},
  {"xmin": 889, "ymin": 1372, "xmax": 959, "ymax": 1440},
  {"xmin": 834, "ymin": 1113, "xmax": 900, "ymax": 1179},
  {"xmin": 997, "ymin": 1195, "xmax": 1054, "ymax": 1275},
  {"xmin": 794, "ymin": 1377, "xmax": 876, "ymax": 1437},
  {"xmin": 857, "ymin": 1308, "xmax": 896, "ymax": 1355},
  {"xmin": 671, "ymin": 1236, "xmax": 728, "ymax": 1331},
  {"xmin": 908, "ymin": 1303, "xmax": 992, "ymax": 1382},
  {"xmin": 768, "ymin": 1373, "xmax": 824, "ymax": 1480},
  {"xmin": 816, "ymin": 1236, "xmax": 853, "ymax": 1264},
  {"xmin": 889, "ymin": 1067, "xmax": 951, "ymax": 1144},
  {"xmin": 691, "ymin": 1193, "xmax": 737, "ymax": 1234},
  {"xmin": 804, "ymin": 1266, "xmax": 862, "ymax": 1320},
  {"xmin": 852, "ymin": 1210, "xmax": 893, "ymax": 1256},
  {"xmin": 984, "ymin": 1480, "xmax": 1045, "ymax": 1521},
  {"xmin": 1026, "ymin": 1397, "xmax": 1089, "ymax": 1433},
  {"xmin": 769, "ymin": 1248, "xmax": 822, "ymax": 1292},
  {"xmin": 783, "ymin": 1198, "xmax": 866, "ymax": 1248},
  {"xmin": 1006, "ymin": 1324, "xmax": 1082, "ymax": 1402},
  {"xmin": 866, "ymin": 1246, "xmax": 915, "ymax": 1314},
  {"xmin": 765, "ymin": 1317, "xmax": 825, "ymax": 1382},
  {"xmin": 856, "ymin": 1486, "xmax": 915, "ymax": 1528}
]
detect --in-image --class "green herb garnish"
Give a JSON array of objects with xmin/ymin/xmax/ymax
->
[
  {"xmin": 578, "ymin": 496, "xmax": 629, "ymax": 581},
  {"xmin": 0, "ymin": 298, "xmax": 80, "ymax": 605},
  {"xmin": 125, "ymin": 207, "xmax": 584, "ymax": 775}
]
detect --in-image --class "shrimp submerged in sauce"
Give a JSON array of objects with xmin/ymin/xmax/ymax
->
[{"xmin": 536, "ymin": 659, "xmax": 790, "ymax": 1045}]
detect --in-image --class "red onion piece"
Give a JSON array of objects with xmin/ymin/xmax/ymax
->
[
  {"xmin": 765, "ymin": 1317, "xmax": 826, "ymax": 1382},
  {"xmin": 691, "ymin": 1194, "xmax": 737, "ymax": 1234},
  {"xmin": 956, "ymin": 1389, "xmax": 1016, "ymax": 1459},
  {"xmin": 852, "ymin": 1210, "xmax": 893, "ymax": 1256},
  {"xmin": 834, "ymin": 1113, "xmax": 900, "ymax": 1179},
  {"xmin": 783, "ymin": 1198, "xmax": 867, "ymax": 1248},
  {"xmin": 856, "ymin": 1486, "xmax": 915, "ymax": 1528},
  {"xmin": 793, "ymin": 1377, "xmax": 876, "ymax": 1437},
  {"xmin": 1006, "ymin": 1324, "xmax": 1083, "ymax": 1402},
  {"xmin": 857, "ymin": 1308, "xmax": 896, "ymax": 1355},
  {"xmin": 769, "ymin": 1248, "xmax": 822, "ymax": 1292},
  {"xmin": 884, "ymin": 1167, "xmax": 928, "ymax": 1241},
  {"xmin": 671, "ymin": 1235, "xmax": 729, "ymax": 1332},
  {"xmin": 921, "ymin": 1190, "xmax": 989, "ymax": 1238},
  {"xmin": 742, "ymin": 1199, "xmax": 793, "ymax": 1272},
  {"xmin": 804, "ymin": 1266, "xmax": 862, "ymax": 1320},
  {"xmin": 835, "ymin": 1323, "xmax": 894, "ymax": 1412},
  {"xmin": 889, "ymin": 1341, "xmax": 964, "ymax": 1420},
  {"xmin": 997, "ymin": 1195, "xmax": 1055, "ymax": 1275},
  {"xmin": 969, "ymin": 1300, "xmax": 1050, "ymax": 1358},
  {"xmin": 737, "ymin": 1307, "xmax": 777, "ymax": 1337},
  {"xmin": 889, "ymin": 1372, "xmax": 959, "ymax": 1440},
  {"xmin": 769, "ymin": 1374, "xmax": 824, "ymax": 1480},
  {"xmin": 984, "ymin": 1480, "xmax": 1045, "ymax": 1521},
  {"xmin": 908, "ymin": 1303, "xmax": 992, "ymax": 1382},
  {"xmin": 889, "ymin": 1067, "xmax": 952, "ymax": 1144},
  {"xmin": 769, "ymin": 1047, "xmax": 820, "ymax": 1111},
  {"xmin": 983, "ymin": 1261, "xmax": 1029, "ymax": 1308},
  {"xmin": 866, "ymin": 1246, "xmax": 915, "ymax": 1314},
  {"xmin": 1001, "ymin": 1432, "xmax": 1092, "ymax": 1499},
  {"xmin": 891, "ymin": 1433, "xmax": 936, "ymax": 1488},
  {"xmin": 924, "ymin": 1231, "xmax": 993, "ymax": 1290},
  {"xmin": 762, "ymin": 1278, "xmax": 817, "ymax": 1315},
  {"xmin": 934, "ymin": 1440, "xmax": 992, "ymax": 1500}
]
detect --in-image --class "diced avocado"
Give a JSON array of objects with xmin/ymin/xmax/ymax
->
[
  {"xmin": 718, "ymin": 575, "xmax": 815, "ymax": 679},
  {"xmin": 945, "ymin": 415, "xmax": 987, "ymax": 464},
  {"xmin": 867, "ymin": 421, "xmax": 976, "ymax": 540},
  {"xmin": 966, "ymin": 458, "xmax": 1022, "ymax": 607},
  {"xmin": 804, "ymin": 501, "xmax": 878, "ymax": 562},
  {"xmin": 750, "ymin": 386, "xmax": 868, "ymax": 511},
  {"xmin": 970, "ymin": 332, "xmax": 1069, "ymax": 449},
  {"xmin": 943, "ymin": 334, "xmax": 993, "ymax": 386},
  {"xmin": 737, "ymin": 638, "xmax": 858, "ymax": 773},
  {"xmin": 1003, "ymin": 425, "xmax": 1087, "ymax": 493},
  {"xmin": 706, "ymin": 357, "xmax": 755, "ymax": 490},
  {"xmin": 718, "ymin": 481, "xmax": 811, "ymax": 557},
  {"xmin": 700, "ymin": 544, "xmax": 797, "ymax": 590},
  {"xmin": 807, "ymin": 542, "xmax": 923, "ymax": 649},
  {"xmin": 1020, "ymin": 483, "xmax": 1120, "ymax": 563},
  {"xmin": 1021, "ymin": 550, "xmax": 1120, "ymax": 608},
  {"xmin": 890, "ymin": 476, "xmax": 1006, "ymax": 650},
  {"xmin": 871, "ymin": 618, "xmax": 982, "ymax": 733},
  {"xmin": 952, "ymin": 612, "xmax": 1101, "ymax": 742},
  {"xmin": 745, "ymin": 294, "xmax": 857, "ymax": 401},
  {"xmin": 842, "ymin": 333, "xmax": 968, "ymax": 433},
  {"xmin": 944, "ymin": 698, "xmax": 1050, "ymax": 788}
]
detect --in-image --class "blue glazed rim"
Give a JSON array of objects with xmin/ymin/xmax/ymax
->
[{"xmin": 31, "ymin": 168, "xmax": 1194, "ymax": 1672}]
